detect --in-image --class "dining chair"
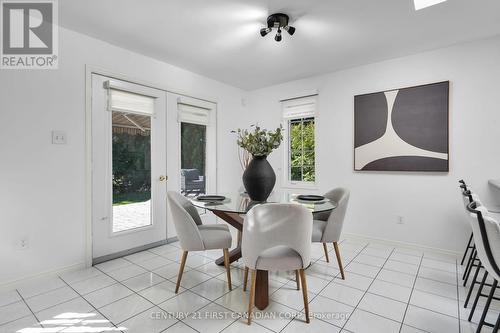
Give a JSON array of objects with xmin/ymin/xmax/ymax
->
[
  {"xmin": 466, "ymin": 202, "xmax": 500, "ymax": 332},
  {"xmin": 312, "ymin": 188, "xmax": 350, "ymax": 279},
  {"xmin": 242, "ymin": 203, "xmax": 313, "ymax": 325},
  {"xmin": 459, "ymin": 180, "xmax": 476, "ymax": 268},
  {"xmin": 460, "ymin": 186, "xmax": 482, "ymax": 287},
  {"xmin": 460, "ymin": 189, "xmax": 484, "ymax": 308},
  {"xmin": 459, "ymin": 181, "xmax": 472, "ymax": 262},
  {"xmin": 167, "ymin": 191, "xmax": 233, "ymax": 293}
]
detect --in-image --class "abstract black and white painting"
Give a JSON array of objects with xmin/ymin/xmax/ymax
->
[{"xmin": 354, "ymin": 81, "xmax": 449, "ymax": 172}]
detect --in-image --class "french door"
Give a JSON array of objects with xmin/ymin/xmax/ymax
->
[{"xmin": 91, "ymin": 74, "xmax": 167, "ymax": 260}]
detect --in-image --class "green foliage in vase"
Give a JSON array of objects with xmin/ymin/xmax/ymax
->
[{"xmin": 232, "ymin": 124, "xmax": 283, "ymax": 158}]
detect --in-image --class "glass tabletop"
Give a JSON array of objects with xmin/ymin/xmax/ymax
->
[{"xmin": 191, "ymin": 191, "xmax": 337, "ymax": 214}]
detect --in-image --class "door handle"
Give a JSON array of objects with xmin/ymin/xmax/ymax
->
[{"xmin": 159, "ymin": 175, "xmax": 167, "ymax": 181}]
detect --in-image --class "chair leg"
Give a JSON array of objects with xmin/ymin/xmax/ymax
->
[
  {"xmin": 476, "ymin": 279, "xmax": 498, "ymax": 333},
  {"xmin": 247, "ymin": 269, "xmax": 256, "ymax": 325},
  {"xmin": 175, "ymin": 251, "xmax": 188, "ymax": 293},
  {"xmin": 463, "ymin": 247, "xmax": 476, "ymax": 282},
  {"xmin": 299, "ymin": 269, "xmax": 310, "ymax": 324},
  {"xmin": 295, "ymin": 270, "xmax": 300, "ymax": 290},
  {"xmin": 223, "ymin": 248, "xmax": 232, "ymax": 291},
  {"xmin": 243, "ymin": 266, "xmax": 249, "ymax": 291},
  {"xmin": 333, "ymin": 242, "xmax": 345, "ymax": 280},
  {"xmin": 461, "ymin": 233, "xmax": 473, "ymax": 265},
  {"xmin": 464, "ymin": 250, "xmax": 478, "ymax": 287},
  {"xmin": 464, "ymin": 262, "xmax": 482, "ymax": 307},
  {"xmin": 322, "ymin": 243, "xmax": 330, "ymax": 263},
  {"xmin": 493, "ymin": 312, "xmax": 500, "ymax": 333},
  {"xmin": 469, "ymin": 270, "xmax": 488, "ymax": 321}
]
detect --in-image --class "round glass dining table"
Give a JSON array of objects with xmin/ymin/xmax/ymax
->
[
  {"xmin": 191, "ymin": 191, "xmax": 336, "ymax": 310},
  {"xmin": 191, "ymin": 191, "xmax": 336, "ymax": 215}
]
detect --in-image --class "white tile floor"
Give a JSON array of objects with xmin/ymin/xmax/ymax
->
[{"xmin": 0, "ymin": 238, "xmax": 494, "ymax": 333}]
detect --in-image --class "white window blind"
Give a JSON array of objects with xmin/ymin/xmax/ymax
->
[
  {"xmin": 104, "ymin": 80, "xmax": 156, "ymax": 116},
  {"xmin": 281, "ymin": 95, "xmax": 317, "ymax": 119},
  {"xmin": 177, "ymin": 97, "xmax": 214, "ymax": 126}
]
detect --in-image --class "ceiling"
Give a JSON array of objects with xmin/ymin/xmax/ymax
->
[{"xmin": 59, "ymin": 0, "xmax": 500, "ymax": 90}]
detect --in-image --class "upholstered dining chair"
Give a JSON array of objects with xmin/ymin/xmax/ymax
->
[
  {"xmin": 467, "ymin": 202, "xmax": 500, "ymax": 332},
  {"xmin": 459, "ymin": 186, "xmax": 482, "ymax": 287},
  {"xmin": 167, "ymin": 191, "xmax": 232, "ymax": 293},
  {"xmin": 242, "ymin": 203, "xmax": 313, "ymax": 325},
  {"xmin": 459, "ymin": 180, "xmax": 474, "ymax": 266},
  {"xmin": 312, "ymin": 188, "xmax": 350, "ymax": 279}
]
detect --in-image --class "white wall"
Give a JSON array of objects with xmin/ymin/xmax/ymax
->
[
  {"xmin": 2, "ymin": 24, "xmax": 499, "ymax": 287},
  {"xmin": 246, "ymin": 36, "xmax": 500, "ymax": 253},
  {"xmin": 0, "ymin": 27, "xmax": 247, "ymax": 286}
]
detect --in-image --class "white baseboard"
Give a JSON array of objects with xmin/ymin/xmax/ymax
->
[
  {"xmin": 0, "ymin": 262, "xmax": 87, "ymax": 293},
  {"xmin": 343, "ymin": 232, "xmax": 461, "ymax": 258}
]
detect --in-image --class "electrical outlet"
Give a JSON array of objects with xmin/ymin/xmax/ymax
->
[
  {"xmin": 396, "ymin": 216, "xmax": 404, "ymax": 225},
  {"xmin": 52, "ymin": 130, "xmax": 67, "ymax": 144},
  {"xmin": 19, "ymin": 239, "xmax": 29, "ymax": 250}
]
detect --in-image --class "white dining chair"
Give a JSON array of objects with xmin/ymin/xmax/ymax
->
[
  {"xmin": 167, "ymin": 191, "xmax": 233, "ymax": 293},
  {"xmin": 459, "ymin": 180, "xmax": 475, "ymax": 267},
  {"xmin": 312, "ymin": 188, "xmax": 350, "ymax": 279},
  {"xmin": 241, "ymin": 203, "xmax": 313, "ymax": 325},
  {"xmin": 467, "ymin": 202, "xmax": 500, "ymax": 332},
  {"xmin": 460, "ymin": 186, "xmax": 482, "ymax": 287}
]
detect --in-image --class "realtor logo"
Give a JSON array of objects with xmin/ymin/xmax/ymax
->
[{"xmin": 1, "ymin": 0, "xmax": 58, "ymax": 69}]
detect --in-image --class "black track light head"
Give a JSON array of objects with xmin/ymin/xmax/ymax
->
[
  {"xmin": 284, "ymin": 25, "xmax": 295, "ymax": 36},
  {"xmin": 260, "ymin": 27, "xmax": 271, "ymax": 37},
  {"xmin": 275, "ymin": 29, "xmax": 282, "ymax": 42}
]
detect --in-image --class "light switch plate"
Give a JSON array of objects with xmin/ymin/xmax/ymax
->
[{"xmin": 52, "ymin": 130, "xmax": 67, "ymax": 144}]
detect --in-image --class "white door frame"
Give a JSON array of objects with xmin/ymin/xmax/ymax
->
[{"xmin": 85, "ymin": 65, "xmax": 219, "ymax": 267}]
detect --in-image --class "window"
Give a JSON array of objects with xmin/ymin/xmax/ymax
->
[
  {"xmin": 177, "ymin": 97, "xmax": 215, "ymax": 198},
  {"xmin": 289, "ymin": 117, "xmax": 315, "ymax": 182},
  {"xmin": 111, "ymin": 112, "xmax": 152, "ymax": 232},
  {"xmin": 106, "ymin": 83, "xmax": 157, "ymax": 232},
  {"xmin": 282, "ymin": 95, "xmax": 317, "ymax": 185},
  {"xmin": 180, "ymin": 122, "xmax": 207, "ymax": 197}
]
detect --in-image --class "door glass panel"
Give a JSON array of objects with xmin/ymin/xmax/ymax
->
[
  {"xmin": 112, "ymin": 111, "xmax": 152, "ymax": 232},
  {"xmin": 289, "ymin": 117, "xmax": 315, "ymax": 182},
  {"xmin": 180, "ymin": 122, "xmax": 206, "ymax": 198}
]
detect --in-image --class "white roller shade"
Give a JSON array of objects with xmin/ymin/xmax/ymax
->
[
  {"xmin": 177, "ymin": 96, "xmax": 215, "ymax": 126},
  {"xmin": 282, "ymin": 95, "xmax": 317, "ymax": 119},
  {"xmin": 104, "ymin": 80, "xmax": 157, "ymax": 116},
  {"xmin": 108, "ymin": 89, "xmax": 155, "ymax": 116}
]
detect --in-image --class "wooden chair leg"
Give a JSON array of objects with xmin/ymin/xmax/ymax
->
[
  {"xmin": 175, "ymin": 251, "xmax": 188, "ymax": 293},
  {"xmin": 333, "ymin": 242, "xmax": 345, "ymax": 280},
  {"xmin": 243, "ymin": 266, "xmax": 249, "ymax": 291},
  {"xmin": 295, "ymin": 270, "xmax": 300, "ymax": 290},
  {"xmin": 223, "ymin": 248, "xmax": 232, "ymax": 291},
  {"xmin": 299, "ymin": 269, "xmax": 310, "ymax": 323},
  {"xmin": 322, "ymin": 243, "xmax": 330, "ymax": 263},
  {"xmin": 247, "ymin": 269, "xmax": 256, "ymax": 325}
]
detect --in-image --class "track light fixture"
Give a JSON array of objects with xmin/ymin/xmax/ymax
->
[{"xmin": 260, "ymin": 13, "xmax": 295, "ymax": 42}]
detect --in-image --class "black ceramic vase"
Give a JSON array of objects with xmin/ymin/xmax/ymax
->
[{"xmin": 242, "ymin": 156, "xmax": 276, "ymax": 202}]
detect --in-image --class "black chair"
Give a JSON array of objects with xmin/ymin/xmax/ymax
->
[{"xmin": 181, "ymin": 169, "xmax": 205, "ymax": 195}]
